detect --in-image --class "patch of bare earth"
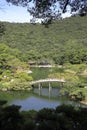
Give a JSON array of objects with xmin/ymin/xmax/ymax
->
[{"xmin": 81, "ymin": 69, "xmax": 87, "ymax": 76}]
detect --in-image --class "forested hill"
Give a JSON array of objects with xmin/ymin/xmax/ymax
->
[{"xmin": 1, "ymin": 16, "xmax": 87, "ymax": 64}]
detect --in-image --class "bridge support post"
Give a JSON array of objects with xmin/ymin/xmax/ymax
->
[
  {"xmin": 49, "ymin": 82, "xmax": 52, "ymax": 92},
  {"xmin": 38, "ymin": 83, "xmax": 42, "ymax": 96},
  {"xmin": 49, "ymin": 82, "xmax": 52, "ymax": 99},
  {"xmin": 39, "ymin": 83, "xmax": 41, "ymax": 90}
]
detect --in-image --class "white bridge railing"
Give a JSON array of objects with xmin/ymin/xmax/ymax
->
[{"xmin": 30, "ymin": 78, "xmax": 66, "ymax": 85}]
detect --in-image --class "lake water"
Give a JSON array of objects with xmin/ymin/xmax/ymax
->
[
  {"xmin": 0, "ymin": 67, "xmax": 86, "ymax": 111},
  {"xmin": 9, "ymin": 88, "xmax": 68, "ymax": 111},
  {"xmin": 0, "ymin": 88, "xmax": 83, "ymax": 111}
]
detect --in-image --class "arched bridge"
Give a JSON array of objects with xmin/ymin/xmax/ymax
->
[
  {"xmin": 30, "ymin": 78, "xmax": 66, "ymax": 85},
  {"xmin": 30, "ymin": 78, "xmax": 66, "ymax": 95}
]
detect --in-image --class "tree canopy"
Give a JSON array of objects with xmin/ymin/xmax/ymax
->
[
  {"xmin": 6, "ymin": 0, "xmax": 87, "ymax": 21},
  {"xmin": 0, "ymin": 23, "xmax": 5, "ymax": 36},
  {"xmin": 1, "ymin": 16, "xmax": 87, "ymax": 64}
]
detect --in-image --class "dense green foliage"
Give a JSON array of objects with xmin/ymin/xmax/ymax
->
[
  {"xmin": 0, "ymin": 101, "xmax": 87, "ymax": 130},
  {"xmin": 0, "ymin": 15, "xmax": 87, "ymax": 129},
  {"xmin": 0, "ymin": 23, "xmax": 5, "ymax": 36},
  {"xmin": 31, "ymin": 65, "xmax": 87, "ymax": 102},
  {"xmin": 0, "ymin": 16, "xmax": 87, "ymax": 101},
  {"xmin": 0, "ymin": 16, "xmax": 87, "ymax": 64},
  {"xmin": 0, "ymin": 43, "xmax": 32, "ymax": 90}
]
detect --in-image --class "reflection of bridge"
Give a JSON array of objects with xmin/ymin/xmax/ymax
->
[{"xmin": 30, "ymin": 78, "xmax": 66, "ymax": 92}]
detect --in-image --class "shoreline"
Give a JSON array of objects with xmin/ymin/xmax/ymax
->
[
  {"xmin": 30, "ymin": 65, "xmax": 62, "ymax": 68},
  {"xmin": 81, "ymin": 100, "xmax": 87, "ymax": 106}
]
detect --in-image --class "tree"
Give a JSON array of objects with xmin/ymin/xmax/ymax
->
[
  {"xmin": 6, "ymin": 0, "xmax": 87, "ymax": 22},
  {"xmin": 0, "ymin": 22, "xmax": 5, "ymax": 36},
  {"xmin": 0, "ymin": 105, "xmax": 23, "ymax": 130}
]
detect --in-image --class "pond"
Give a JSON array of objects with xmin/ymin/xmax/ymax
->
[
  {"xmin": 0, "ymin": 67, "xmax": 86, "ymax": 111},
  {"xmin": 0, "ymin": 88, "xmax": 84, "ymax": 111}
]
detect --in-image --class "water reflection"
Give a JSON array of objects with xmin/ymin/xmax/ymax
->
[
  {"xmin": 8, "ymin": 88, "xmax": 68, "ymax": 111},
  {"xmin": 0, "ymin": 88, "xmax": 86, "ymax": 111},
  {"xmin": 10, "ymin": 96, "xmax": 62, "ymax": 111},
  {"xmin": 8, "ymin": 88, "xmax": 79, "ymax": 111},
  {"xmin": 33, "ymin": 87, "xmax": 61, "ymax": 98}
]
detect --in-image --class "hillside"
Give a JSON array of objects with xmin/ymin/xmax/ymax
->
[
  {"xmin": 0, "ymin": 16, "xmax": 87, "ymax": 64},
  {"xmin": 0, "ymin": 16, "xmax": 87, "ymax": 101}
]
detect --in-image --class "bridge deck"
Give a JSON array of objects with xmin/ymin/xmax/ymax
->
[{"xmin": 30, "ymin": 78, "xmax": 66, "ymax": 85}]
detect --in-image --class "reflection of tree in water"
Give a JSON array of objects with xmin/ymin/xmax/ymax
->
[{"xmin": 0, "ymin": 91, "xmax": 32, "ymax": 102}]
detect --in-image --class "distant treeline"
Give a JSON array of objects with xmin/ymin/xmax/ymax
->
[{"xmin": 0, "ymin": 16, "xmax": 87, "ymax": 64}]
